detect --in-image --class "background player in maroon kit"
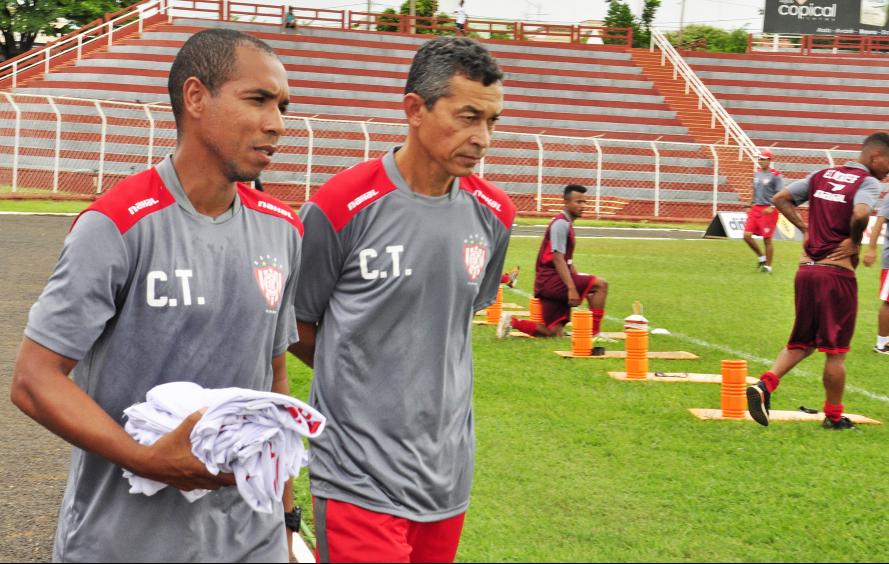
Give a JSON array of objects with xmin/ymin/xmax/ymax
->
[
  {"xmin": 746, "ymin": 133, "xmax": 889, "ymax": 430},
  {"xmin": 499, "ymin": 184, "xmax": 609, "ymax": 338},
  {"xmin": 743, "ymin": 149, "xmax": 784, "ymax": 273}
]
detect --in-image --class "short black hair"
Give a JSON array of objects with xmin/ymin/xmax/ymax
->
[
  {"xmin": 168, "ymin": 28, "xmax": 277, "ymax": 129},
  {"xmin": 564, "ymin": 184, "xmax": 587, "ymax": 198},
  {"xmin": 404, "ymin": 37, "xmax": 503, "ymax": 109},
  {"xmin": 863, "ymin": 132, "xmax": 889, "ymax": 153}
]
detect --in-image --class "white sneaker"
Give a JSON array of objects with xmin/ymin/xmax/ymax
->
[
  {"xmin": 762, "ymin": 265, "xmax": 773, "ymax": 274},
  {"xmin": 496, "ymin": 312, "xmax": 512, "ymax": 339},
  {"xmin": 874, "ymin": 344, "xmax": 889, "ymax": 355}
]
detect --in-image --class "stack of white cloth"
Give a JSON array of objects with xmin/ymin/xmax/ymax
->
[{"xmin": 122, "ymin": 381, "xmax": 326, "ymax": 513}]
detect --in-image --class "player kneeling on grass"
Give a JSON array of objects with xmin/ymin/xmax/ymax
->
[
  {"xmin": 863, "ymin": 198, "xmax": 889, "ymax": 355},
  {"xmin": 498, "ymin": 184, "xmax": 608, "ymax": 339},
  {"xmin": 742, "ymin": 149, "xmax": 783, "ymax": 274},
  {"xmin": 746, "ymin": 132, "xmax": 889, "ymax": 430}
]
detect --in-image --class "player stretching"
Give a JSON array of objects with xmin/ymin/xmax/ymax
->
[
  {"xmin": 743, "ymin": 149, "xmax": 783, "ymax": 273},
  {"xmin": 499, "ymin": 184, "xmax": 608, "ymax": 339},
  {"xmin": 746, "ymin": 133, "xmax": 889, "ymax": 430},
  {"xmin": 863, "ymin": 195, "xmax": 889, "ymax": 355}
]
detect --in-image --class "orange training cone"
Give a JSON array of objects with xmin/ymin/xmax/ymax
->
[
  {"xmin": 486, "ymin": 287, "xmax": 504, "ymax": 325},
  {"xmin": 625, "ymin": 328, "xmax": 649, "ymax": 379},
  {"xmin": 571, "ymin": 309, "xmax": 593, "ymax": 356},
  {"xmin": 529, "ymin": 298, "xmax": 543, "ymax": 324},
  {"xmin": 720, "ymin": 359, "xmax": 748, "ymax": 419}
]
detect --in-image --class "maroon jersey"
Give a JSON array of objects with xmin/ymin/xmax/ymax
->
[
  {"xmin": 803, "ymin": 166, "xmax": 870, "ymax": 265},
  {"xmin": 534, "ymin": 212, "xmax": 574, "ymax": 294}
]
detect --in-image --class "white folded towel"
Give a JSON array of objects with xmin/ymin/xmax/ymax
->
[{"xmin": 122, "ymin": 381, "xmax": 325, "ymax": 513}]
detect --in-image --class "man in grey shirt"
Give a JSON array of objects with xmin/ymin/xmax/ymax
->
[
  {"xmin": 290, "ymin": 37, "xmax": 514, "ymax": 562},
  {"xmin": 11, "ymin": 30, "xmax": 302, "ymax": 561},
  {"xmin": 863, "ymin": 191, "xmax": 889, "ymax": 354},
  {"xmin": 743, "ymin": 149, "xmax": 784, "ymax": 273}
]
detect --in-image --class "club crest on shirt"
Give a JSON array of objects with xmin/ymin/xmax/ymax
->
[
  {"xmin": 253, "ymin": 255, "xmax": 285, "ymax": 310},
  {"xmin": 463, "ymin": 235, "xmax": 488, "ymax": 282}
]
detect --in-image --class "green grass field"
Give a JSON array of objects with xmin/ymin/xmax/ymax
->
[{"xmin": 287, "ymin": 235, "xmax": 889, "ymax": 562}]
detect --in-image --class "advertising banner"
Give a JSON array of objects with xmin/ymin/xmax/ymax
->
[{"xmin": 764, "ymin": 0, "xmax": 889, "ymax": 35}]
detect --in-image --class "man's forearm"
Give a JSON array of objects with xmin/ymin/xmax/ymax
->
[
  {"xmin": 11, "ymin": 338, "xmax": 149, "ymax": 472},
  {"xmin": 553, "ymin": 254, "xmax": 577, "ymax": 294},
  {"xmin": 774, "ymin": 198, "xmax": 806, "ymax": 233},
  {"xmin": 851, "ymin": 215, "xmax": 870, "ymax": 246},
  {"xmin": 870, "ymin": 217, "xmax": 886, "ymax": 252},
  {"xmin": 289, "ymin": 321, "xmax": 317, "ymax": 369}
]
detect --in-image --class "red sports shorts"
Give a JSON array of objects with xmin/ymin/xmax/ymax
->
[
  {"xmin": 313, "ymin": 498, "xmax": 465, "ymax": 563},
  {"xmin": 744, "ymin": 205, "xmax": 780, "ymax": 238},
  {"xmin": 787, "ymin": 264, "xmax": 858, "ymax": 354},
  {"xmin": 880, "ymin": 269, "xmax": 889, "ymax": 302},
  {"xmin": 535, "ymin": 272, "xmax": 597, "ymax": 328}
]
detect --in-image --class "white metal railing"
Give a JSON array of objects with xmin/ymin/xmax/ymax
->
[
  {"xmin": 0, "ymin": 0, "xmax": 170, "ymax": 90},
  {"xmin": 649, "ymin": 28, "xmax": 759, "ymax": 163},
  {"xmin": 0, "ymin": 93, "xmax": 884, "ymax": 219}
]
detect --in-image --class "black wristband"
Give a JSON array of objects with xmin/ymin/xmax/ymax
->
[{"xmin": 284, "ymin": 507, "xmax": 302, "ymax": 531}]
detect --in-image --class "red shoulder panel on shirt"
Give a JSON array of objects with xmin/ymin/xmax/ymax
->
[
  {"xmin": 459, "ymin": 175, "xmax": 516, "ymax": 229},
  {"xmin": 239, "ymin": 185, "xmax": 303, "ymax": 235},
  {"xmin": 309, "ymin": 158, "xmax": 397, "ymax": 232},
  {"xmin": 770, "ymin": 169, "xmax": 782, "ymax": 176},
  {"xmin": 72, "ymin": 168, "xmax": 175, "ymax": 234}
]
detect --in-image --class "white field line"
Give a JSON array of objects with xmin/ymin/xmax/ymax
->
[{"xmin": 504, "ymin": 286, "xmax": 889, "ymax": 405}]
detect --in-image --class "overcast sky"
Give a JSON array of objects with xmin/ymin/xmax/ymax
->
[{"xmin": 305, "ymin": 0, "xmax": 766, "ymax": 32}]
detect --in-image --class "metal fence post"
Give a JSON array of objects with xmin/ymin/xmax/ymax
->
[
  {"xmin": 534, "ymin": 134, "xmax": 544, "ymax": 213},
  {"xmin": 651, "ymin": 141, "xmax": 660, "ymax": 217},
  {"xmin": 95, "ymin": 100, "xmax": 107, "ymax": 193},
  {"xmin": 145, "ymin": 104, "xmax": 156, "ymax": 169},
  {"xmin": 360, "ymin": 121, "xmax": 370, "ymax": 162},
  {"xmin": 708, "ymin": 144, "xmax": 719, "ymax": 216},
  {"xmin": 303, "ymin": 117, "xmax": 314, "ymax": 202},
  {"xmin": 47, "ymin": 96, "xmax": 62, "ymax": 192},
  {"xmin": 591, "ymin": 138, "xmax": 603, "ymax": 220},
  {"xmin": 4, "ymin": 93, "xmax": 21, "ymax": 192}
]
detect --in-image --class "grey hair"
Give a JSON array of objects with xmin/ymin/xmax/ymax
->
[{"xmin": 404, "ymin": 37, "xmax": 503, "ymax": 109}]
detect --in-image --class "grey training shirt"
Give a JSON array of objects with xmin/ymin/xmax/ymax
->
[
  {"xmin": 25, "ymin": 157, "xmax": 302, "ymax": 562},
  {"xmin": 786, "ymin": 162, "xmax": 881, "ymax": 208},
  {"xmin": 753, "ymin": 168, "xmax": 783, "ymax": 205},
  {"xmin": 294, "ymin": 148, "xmax": 515, "ymax": 521},
  {"xmin": 879, "ymin": 195, "xmax": 889, "ymax": 268}
]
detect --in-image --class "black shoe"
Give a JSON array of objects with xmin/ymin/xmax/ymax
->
[
  {"xmin": 746, "ymin": 381, "xmax": 771, "ymax": 426},
  {"xmin": 874, "ymin": 344, "xmax": 889, "ymax": 355},
  {"xmin": 822, "ymin": 416, "xmax": 858, "ymax": 430}
]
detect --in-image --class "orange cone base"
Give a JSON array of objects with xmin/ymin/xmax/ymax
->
[
  {"xmin": 608, "ymin": 372, "xmax": 758, "ymax": 384},
  {"xmin": 555, "ymin": 351, "xmax": 699, "ymax": 359},
  {"xmin": 688, "ymin": 408, "xmax": 881, "ymax": 424}
]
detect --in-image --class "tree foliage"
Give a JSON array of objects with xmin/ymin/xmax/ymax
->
[
  {"xmin": 602, "ymin": 0, "xmax": 661, "ymax": 48},
  {"xmin": 667, "ymin": 24, "xmax": 749, "ymax": 53},
  {"xmin": 1, "ymin": 0, "xmax": 140, "ymax": 60}
]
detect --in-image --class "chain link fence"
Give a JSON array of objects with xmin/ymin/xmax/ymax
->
[{"xmin": 1, "ymin": 93, "xmax": 886, "ymax": 220}]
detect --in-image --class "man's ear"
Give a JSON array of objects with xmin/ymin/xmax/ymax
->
[
  {"xmin": 403, "ymin": 93, "xmax": 427, "ymax": 128},
  {"xmin": 182, "ymin": 76, "xmax": 209, "ymax": 122}
]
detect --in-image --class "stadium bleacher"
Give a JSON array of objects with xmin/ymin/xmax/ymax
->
[{"xmin": 0, "ymin": 14, "xmax": 750, "ymax": 218}]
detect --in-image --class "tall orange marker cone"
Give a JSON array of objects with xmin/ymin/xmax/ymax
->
[
  {"xmin": 486, "ymin": 287, "xmax": 504, "ymax": 325},
  {"xmin": 720, "ymin": 360, "xmax": 748, "ymax": 419},
  {"xmin": 625, "ymin": 328, "xmax": 649, "ymax": 379},
  {"xmin": 571, "ymin": 310, "xmax": 593, "ymax": 356},
  {"xmin": 529, "ymin": 298, "xmax": 543, "ymax": 324}
]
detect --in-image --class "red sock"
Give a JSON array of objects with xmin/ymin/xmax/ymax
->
[
  {"xmin": 511, "ymin": 318, "xmax": 539, "ymax": 337},
  {"xmin": 824, "ymin": 402, "xmax": 844, "ymax": 422},
  {"xmin": 500, "ymin": 273, "xmax": 509, "ymax": 284},
  {"xmin": 591, "ymin": 309, "xmax": 604, "ymax": 334},
  {"xmin": 760, "ymin": 371, "xmax": 780, "ymax": 393}
]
